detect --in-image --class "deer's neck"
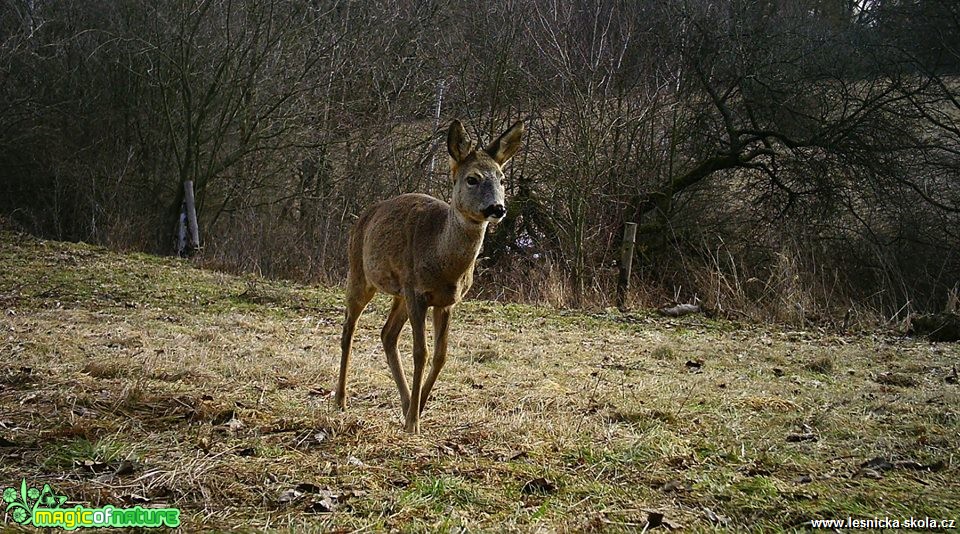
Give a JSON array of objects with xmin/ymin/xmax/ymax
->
[{"xmin": 439, "ymin": 207, "xmax": 487, "ymax": 278}]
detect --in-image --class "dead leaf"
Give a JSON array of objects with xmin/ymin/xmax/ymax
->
[
  {"xmin": 292, "ymin": 429, "xmax": 328, "ymax": 450},
  {"xmin": 275, "ymin": 376, "xmax": 296, "ymax": 389},
  {"xmin": 860, "ymin": 457, "xmax": 894, "ymax": 471},
  {"xmin": 227, "ymin": 417, "xmax": 245, "ymax": 432},
  {"xmin": 340, "ymin": 488, "xmax": 367, "ymax": 499},
  {"xmin": 659, "ymin": 479, "xmax": 689, "ymax": 492},
  {"xmin": 860, "ymin": 468, "xmax": 883, "ymax": 479},
  {"xmin": 440, "ymin": 440, "xmax": 468, "ymax": 456},
  {"xmin": 114, "ymin": 460, "xmax": 136, "ymax": 476},
  {"xmin": 643, "ymin": 511, "xmax": 678, "ymax": 530},
  {"xmin": 295, "ymin": 482, "xmax": 323, "ymax": 494},
  {"xmin": 507, "ymin": 450, "xmax": 528, "ymax": 461},
  {"xmin": 277, "ymin": 488, "xmax": 304, "ymax": 505},
  {"xmin": 75, "ymin": 459, "xmax": 113, "ymax": 474},
  {"xmin": 898, "ymin": 460, "xmax": 945, "ymax": 472},
  {"xmin": 786, "ymin": 433, "xmax": 818, "ymax": 443},
  {"xmin": 278, "ymin": 484, "xmax": 343, "ymax": 513},
  {"xmin": 521, "ymin": 477, "xmax": 557, "ymax": 494},
  {"xmin": 121, "ymin": 493, "xmax": 150, "ymax": 505},
  {"xmin": 703, "ymin": 507, "xmax": 729, "ymax": 526},
  {"xmin": 210, "ymin": 409, "xmax": 236, "ymax": 425},
  {"xmin": 305, "ymin": 497, "xmax": 336, "ymax": 513}
]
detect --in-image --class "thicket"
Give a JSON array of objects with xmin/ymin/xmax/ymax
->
[{"xmin": 2, "ymin": 0, "xmax": 958, "ymax": 322}]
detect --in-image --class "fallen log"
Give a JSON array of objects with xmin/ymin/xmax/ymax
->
[
  {"xmin": 906, "ymin": 312, "xmax": 960, "ymax": 342},
  {"xmin": 658, "ymin": 303, "xmax": 702, "ymax": 317}
]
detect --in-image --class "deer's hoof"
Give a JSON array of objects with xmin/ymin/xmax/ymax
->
[{"xmin": 403, "ymin": 418, "xmax": 420, "ymax": 434}]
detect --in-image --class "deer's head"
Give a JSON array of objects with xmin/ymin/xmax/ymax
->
[{"xmin": 447, "ymin": 119, "xmax": 524, "ymax": 224}]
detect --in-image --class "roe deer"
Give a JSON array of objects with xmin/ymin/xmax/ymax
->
[{"xmin": 335, "ymin": 119, "xmax": 524, "ymax": 433}]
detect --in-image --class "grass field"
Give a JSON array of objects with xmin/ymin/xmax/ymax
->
[{"xmin": 1, "ymin": 230, "xmax": 958, "ymax": 532}]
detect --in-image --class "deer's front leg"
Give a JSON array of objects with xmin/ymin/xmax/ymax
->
[
  {"xmin": 419, "ymin": 305, "xmax": 451, "ymax": 414},
  {"xmin": 404, "ymin": 294, "xmax": 428, "ymax": 434}
]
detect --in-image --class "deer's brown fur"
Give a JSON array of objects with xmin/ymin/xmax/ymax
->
[{"xmin": 336, "ymin": 119, "xmax": 524, "ymax": 433}]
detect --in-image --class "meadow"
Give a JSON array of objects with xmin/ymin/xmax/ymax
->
[{"xmin": 1, "ymin": 230, "xmax": 957, "ymax": 531}]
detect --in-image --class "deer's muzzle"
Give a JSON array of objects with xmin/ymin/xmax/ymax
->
[{"xmin": 483, "ymin": 204, "xmax": 506, "ymax": 221}]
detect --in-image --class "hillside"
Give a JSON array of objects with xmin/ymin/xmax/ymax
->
[{"xmin": 0, "ymin": 231, "xmax": 957, "ymax": 531}]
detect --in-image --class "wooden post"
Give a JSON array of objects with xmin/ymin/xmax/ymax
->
[
  {"xmin": 176, "ymin": 205, "xmax": 188, "ymax": 256},
  {"xmin": 428, "ymin": 80, "xmax": 445, "ymax": 177},
  {"xmin": 617, "ymin": 222, "xmax": 638, "ymax": 311},
  {"xmin": 183, "ymin": 180, "xmax": 200, "ymax": 256}
]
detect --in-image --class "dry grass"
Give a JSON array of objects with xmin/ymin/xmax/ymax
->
[{"xmin": 0, "ymin": 230, "xmax": 958, "ymax": 532}]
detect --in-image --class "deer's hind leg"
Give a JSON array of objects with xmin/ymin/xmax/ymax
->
[
  {"xmin": 335, "ymin": 275, "xmax": 375, "ymax": 410},
  {"xmin": 381, "ymin": 296, "xmax": 411, "ymax": 416}
]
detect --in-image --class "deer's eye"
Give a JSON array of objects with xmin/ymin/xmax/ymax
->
[{"xmin": 466, "ymin": 175, "xmax": 480, "ymax": 186}]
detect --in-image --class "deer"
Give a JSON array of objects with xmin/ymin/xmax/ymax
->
[{"xmin": 335, "ymin": 119, "xmax": 524, "ymax": 433}]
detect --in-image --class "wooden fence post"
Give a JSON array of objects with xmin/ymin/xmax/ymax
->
[
  {"xmin": 183, "ymin": 180, "xmax": 200, "ymax": 256},
  {"xmin": 176, "ymin": 206, "xmax": 188, "ymax": 256},
  {"xmin": 617, "ymin": 222, "xmax": 638, "ymax": 311}
]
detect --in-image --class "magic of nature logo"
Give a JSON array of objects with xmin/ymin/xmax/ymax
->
[{"xmin": 3, "ymin": 479, "xmax": 180, "ymax": 530}]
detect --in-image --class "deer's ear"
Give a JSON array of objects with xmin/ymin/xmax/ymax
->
[
  {"xmin": 485, "ymin": 121, "xmax": 524, "ymax": 166},
  {"xmin": 447, "ymin": 120, "xmax": 473, "ymax": 163}
]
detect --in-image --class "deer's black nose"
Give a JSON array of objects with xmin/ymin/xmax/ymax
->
[{"xmin": 483, "ymin": 204, "xmax": 506, "ymax": 219}]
